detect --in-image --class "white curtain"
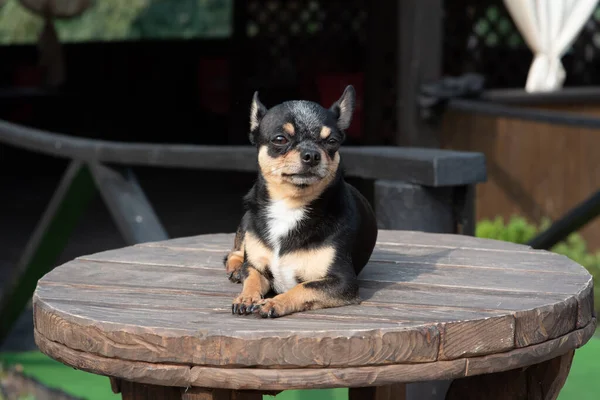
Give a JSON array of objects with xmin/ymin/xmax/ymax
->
[{"xmin": 504, "ymin": 0, "xmax": 600, "ymax": 92}]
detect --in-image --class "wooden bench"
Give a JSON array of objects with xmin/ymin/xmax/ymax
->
[{"xmin": 33, "ymin": 230, "xmax": 596, "ymax": 400}]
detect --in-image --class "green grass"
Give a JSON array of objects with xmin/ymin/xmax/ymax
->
[
  {"xmin": 558, "ymin": 337, "xmax": 600, "ymax": 400},
  {"xmin": 2, "ymin": 340, "xmax": 599, "ymax": 399}
]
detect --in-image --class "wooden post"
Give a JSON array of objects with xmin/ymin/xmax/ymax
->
[
  {"xmin": 364, "ymin": 0, "xmax": 397, "ymax": 145},
  {"xmin": 88, "ymin": 163, "xmax": 168, "ymax": 245},
  {"xmin": 374, "ymin": 181, "xmax": 455, "ymax": 233},
  {"xmin": 396, "ymin": 0, "xmax": 443, "ymax": 147},
  {"xmin": 349, "ymin": 384, "xmax": 407, "ymax": 400}
]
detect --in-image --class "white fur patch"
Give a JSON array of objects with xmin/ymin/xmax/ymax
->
[{"xmin": 266, "ymin": 200, "xmax": 306, "ymax": 293}]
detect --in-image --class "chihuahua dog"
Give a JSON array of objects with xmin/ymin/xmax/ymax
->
[{"xmin": 224, "ymin": 85, "xmax": 378, "ymax": 318}]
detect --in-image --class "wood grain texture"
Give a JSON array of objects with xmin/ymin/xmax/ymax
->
[
  {"xmin": 34, "ymin": 320, "xmax": 595, "ymax": 390},
  {"xmin": 464, "ymin": 318, "xmax": 595, "ymax": 377},
  {"xmin": 514, "ymin": 297, "xmax": 578, "ymax": 347},
  {"xmin": 32, "ymin": 231, "xmax": 595, "ymax": 383},
  {"xmin": 442, "ymin": 104, "xmax": 600, "ymax": 249},
  {"xmin": 438, "ymin": 315, "xmax": 515, "ymax": 360}
]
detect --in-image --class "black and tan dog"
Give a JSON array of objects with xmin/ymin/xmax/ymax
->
[{"xmin": 224, "ymin": 85, "xmax": 378, "ymax": 318}]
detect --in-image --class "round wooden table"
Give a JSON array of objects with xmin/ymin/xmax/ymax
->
[{"xmin": 33, "ymin": 230, "xmax": 596, "ymax": 400}]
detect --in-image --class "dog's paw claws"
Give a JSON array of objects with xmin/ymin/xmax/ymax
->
[
  {"xmin": 232, "ymin": 293, "xmax": 263, "ymax": 316},
  {"xmin": 254, "ymin": 299, "xmax": 282, "ymax": 318}
]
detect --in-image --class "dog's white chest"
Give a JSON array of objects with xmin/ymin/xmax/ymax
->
[{"xmin": 266, "ymin": 201, "xmax": 305, "ymax": 293}]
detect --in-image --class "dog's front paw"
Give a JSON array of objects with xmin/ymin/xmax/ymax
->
[
  {"xmin": 254, "ymin": 298, "xmax": 287, "ymax": 318},
  {"xmin": 224, "ymin": 252, "xmax": 244, "ymax": 283},
  {"xmin": 231, "ymin": 292, "xmax": 263, "ymax": 315}
]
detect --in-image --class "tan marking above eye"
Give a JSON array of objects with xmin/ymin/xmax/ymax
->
[
  {"xmin": 283, "ymin": 123, "xmax": 295, "ymax": 135},
  {"xmin": 320, "ymin": 126, "xmax": 332, "ymax": 139}
]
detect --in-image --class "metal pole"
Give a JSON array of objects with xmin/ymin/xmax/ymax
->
[{"xmin": 527, "ymin": 190, "xmax": 600, "ymax": 250}]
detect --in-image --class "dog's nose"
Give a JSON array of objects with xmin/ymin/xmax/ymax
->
[{"xmin": 301, "ymin": 150, "xmax": 321, "ymax": 166}]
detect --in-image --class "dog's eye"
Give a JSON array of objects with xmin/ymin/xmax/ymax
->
[
  {"xmin": 271, "ymin": 135, "xmax": 289, "ymax": 145},
  {"xmin": 327, "ymin": 138, "xmax": 338, "ymax": 145}
]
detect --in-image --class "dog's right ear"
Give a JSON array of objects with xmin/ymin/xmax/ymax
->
[{"xmin": 249, "ymin": 91, "xmax": 267, "ymax": 145}]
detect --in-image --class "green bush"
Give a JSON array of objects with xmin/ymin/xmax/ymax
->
[{"xmin": 476, "ymin": 216, "xmax": 600, "ymax": 314}]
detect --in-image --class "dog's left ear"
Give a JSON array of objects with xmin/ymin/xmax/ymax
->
[
  {"xmin": 249, "ymin": 91, "xmax": 267, "ymax": 145},
  {"xmin": 329, "ymin": 85, "xmax": 356, "ymax": 130}
]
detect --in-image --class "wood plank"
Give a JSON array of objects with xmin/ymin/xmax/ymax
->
[
  {"xmin": 79, "ymin": 247, "xmax": 226, "ymax": 269},
  {"xmin": 138, "ymin": 233, "xmax": 232, "ymax": 251},
  {"xmin": 438, "ymin": 315, "xmax": 515, "ymax": 360},
  {"xmin": 367, "ymin": 283, "xmax": 580, "ymax": 351},
  {"xmin": 79, "ymin": 244, "xmax": 590, "ymax": 287},
  {"xmin": 139, "ymin": 230, "xmax": 532, "ymax": 252},
  {"xmin": 371, "ymin": 246, "xmax": 585, "ymax": 275},
  {"xmin": 359, "ymin": 261, "xmax": 588, "ymax": 294},
  {"xmin": 514, "ymin": 297, "xmax": 578, "ymax": 347},
  {"xmin": 576, "ymin": 279, "xmax": 594, "ymax": 329},
  {"xmin": 34, "ymin": 320, "xmax": 596, "ymax": 391},
  {"xmin": 33, "ymin": 297, "xmax": 440, "ymax": 368},
  {"xmin": 36, "ymin": 282, "xmax": 508, "ymax": 324},
  {"xmin": 35, "ymin": 330, "xmax": 464, "ymax": 390},
  {"xmin": 464, "ymin": 319, "xmax": 596, "ymax": 377},
  {"xmin": 34, "ymin": 294, "xmax": 405, "ymax": 333}
]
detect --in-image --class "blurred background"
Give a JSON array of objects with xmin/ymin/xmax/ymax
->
[{"xmin": 1, "ymin": 0, "xmax": 600, "ymax": 399}]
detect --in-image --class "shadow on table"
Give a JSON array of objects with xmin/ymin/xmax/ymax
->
[{"xmin": 358, "ymin": 247, "xmax": 451, "ymax": 301}]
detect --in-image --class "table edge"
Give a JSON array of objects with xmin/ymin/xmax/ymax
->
[{"xmin": 34, "ymin": 318, "xmax": 597, "ymax": 391}]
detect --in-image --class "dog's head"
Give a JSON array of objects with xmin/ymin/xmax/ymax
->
[{"xmin": 249, "ymin": 86, "xmax": 355, "ymax": 201}]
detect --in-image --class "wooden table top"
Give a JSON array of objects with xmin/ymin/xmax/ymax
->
[{"xmin": 33, "ymin": 230, "xmax": 596, "ymax": 390}]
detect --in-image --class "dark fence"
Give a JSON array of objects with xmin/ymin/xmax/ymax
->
[{"xmin": 443, "ymin": 0, "xmax": 600, "ymax": 88}]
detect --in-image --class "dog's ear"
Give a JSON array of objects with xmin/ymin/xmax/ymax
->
[
  {"xmin": 329, "ymin": 85, "xmax": 355, "ymax": 131},
  {"xmin": 249, "ymin": 91, "xmax": 267, "ymax": 145}
]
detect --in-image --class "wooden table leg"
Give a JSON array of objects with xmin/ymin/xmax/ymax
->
[
  {"xmin": 182, "ymin": 388, "xmax": 265, "ymax": 400},
  {"xmin": 349, "ymin": 384, "xmax": 407, "ymax": 400},
  {"xmin": 116, "ymin": 379, "xmax": 182, "ymax": 399},
  {"xmin": 445, "ymin": 350, "xmax": 575, "ymax": 400}
]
